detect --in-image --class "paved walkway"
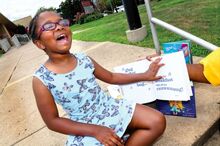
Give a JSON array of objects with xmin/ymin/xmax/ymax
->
[{"xmin": 0, "ymin": 40, "xmax": 219, "ymax": 146}]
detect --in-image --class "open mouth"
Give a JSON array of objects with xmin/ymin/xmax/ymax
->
[{"xmin": 56, "ymin": 34, "xmax": 67, "ymax": 41}]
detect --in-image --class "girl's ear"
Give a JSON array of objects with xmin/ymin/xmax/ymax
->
[{"xmin": 34, "ymin": 40, "xmax": 46, "ymax": 50}]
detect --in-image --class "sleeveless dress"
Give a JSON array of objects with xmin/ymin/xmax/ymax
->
[{"xmin": 33, "ymin": 53, "xmax": 136, "ymax": 146}]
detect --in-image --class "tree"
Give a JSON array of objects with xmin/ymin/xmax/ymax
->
[
  {"xmin": 111, "ymin": 0, "xmax": 123, "ymax": 12},
  {"xmin": 96, "ymin": 0, "xmax": 122, "ymax": 13},
  {"xmin": 96, "ymin": 0, "xmax": 108, "ymax": 12},
  {"xmin": 16, "ymin": 25, "xmax": 26, "ymax": 34},
  {"xmin": 59, "ymin": 0, "xmax": 82, "ymax": 20},
  {"xmin": 112, "ymin": 0, "xmax": 122, "ymax": 7}
]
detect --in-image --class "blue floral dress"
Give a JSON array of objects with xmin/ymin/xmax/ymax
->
[{"xmin": 34, "ymin": 53, "xmax": 136, "ymax": 146}]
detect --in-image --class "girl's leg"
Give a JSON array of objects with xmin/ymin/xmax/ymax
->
[{"xmin": 125, "ymin": 104, "xmax": 166, "ymax": 146}]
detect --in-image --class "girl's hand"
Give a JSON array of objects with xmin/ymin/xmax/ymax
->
[
  {"xmin": 145, "ymin": 57, "xmax": 164, "ymax": 81},
  {"xmin": 94, "ymin": 125, "xmax": 124, "ymax": 146}
]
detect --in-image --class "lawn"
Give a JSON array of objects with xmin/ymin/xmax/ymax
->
[
  {"xmin": 71, "ymin": 0, "xmax": 220, "ymax": 57},
  {"xmin": 0, "ymin": 50, "xmax": 4, "ymax": 57}
]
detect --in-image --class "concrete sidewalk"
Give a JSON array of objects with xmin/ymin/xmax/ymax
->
[{"xmin": 0, "ymin": 40, "xmax": 219, "ymax": 146}]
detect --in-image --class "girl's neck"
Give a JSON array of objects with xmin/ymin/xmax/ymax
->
[
  {"xmin": 48, "ymin": 53, "xmax": 72, "ymax": 65},
  {"xmin": 45, "ymin": 53, "xmax": 77, "ymax": 74}
]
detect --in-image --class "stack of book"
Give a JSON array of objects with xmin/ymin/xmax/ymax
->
[{"xmin": 108, "ymin": 40, "xmax": 196, "ymax": 118}]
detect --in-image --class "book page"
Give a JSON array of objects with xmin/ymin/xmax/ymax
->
[
  {"xmin": 114, "ymin": 60, "xmax": 156, "ymax": 103},
  {"xmin": 156, "ymin": 81, "xmax": 196, "ymax": 118},
  {"xmin": 107, "ymin": 85, "xmax": 123, "ymax": 100},
  {"xmin": 154, "ymin": 51, "xmax": 192, "ymax": 101}
]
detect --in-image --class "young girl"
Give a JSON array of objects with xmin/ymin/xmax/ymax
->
[{"xmin": 29, "ymin": 10, "xmax": 166, "ymax": 146}]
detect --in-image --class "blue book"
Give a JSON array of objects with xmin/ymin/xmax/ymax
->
[
  {"xmin": 156, "ymin": 85, "xmax": 196, "ymax": 118},
  {"xmin": 163, "ymin": 40, "xmax": 193, "ymax": 64},
  {"xmin": 156, "ymin": 40, "xmax": 196, "ymax": 118}
]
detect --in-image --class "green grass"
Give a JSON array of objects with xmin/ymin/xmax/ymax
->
[
  {"xmin": 0, "ymin": 50, "xmax": 4, "ymax": 57},
  {"xmin": 72, "ymin": 0, "xmax": 220, "ymax": 57}
]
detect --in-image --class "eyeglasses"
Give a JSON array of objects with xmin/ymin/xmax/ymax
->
[{"xmin": 38, "ymin": 19, "xmax": 70, "ymax": 39}]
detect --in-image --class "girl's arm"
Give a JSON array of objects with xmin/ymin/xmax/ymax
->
[
  {"xmin": 91, "ymin": 57, "xmax": 164, "ymax": 84},
  {"xmin": 32, "ymin": 77, "xmax": 123, "ymax": 146},
  {"xmin": 187, "ymin": 64, "xmax": 209, "ymax": 83}
]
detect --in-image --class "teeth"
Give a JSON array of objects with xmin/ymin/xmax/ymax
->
[
  {"xmin": 57, "ymin": 34, "xmax": 66, "ymax": 40},
  {"xmin": 58, "ymin": 34, "xmax": 64, "ymax": 38}
]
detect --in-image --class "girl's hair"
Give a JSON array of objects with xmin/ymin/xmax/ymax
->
[{"xmin": 28, "ymin": 9, "xmax": 56, "ymax": 41}]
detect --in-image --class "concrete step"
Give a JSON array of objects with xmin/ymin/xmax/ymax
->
[
  {"xmin": 0, "ymin": 40, "xmax": 219, "ymax": 146},
  {"xmin": 204, "ymin": 131, "xmax": 220, "ymax": 146}
]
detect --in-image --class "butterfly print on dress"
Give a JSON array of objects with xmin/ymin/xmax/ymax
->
[
  {"xmin": 47, "ymin": 82, "xmax": 56, "ymax": 90},
  {"xmin": 38, "ymin": 66, "xmax": 44, "ymax": 73},
  {"xmin": 88, "ymin": 86, "xmax": 101, "ymax": 101},
  {"xmin": 72, "ymin": 136, "xmax": 84, "ymax": 146},
  {"xmin": 65, "ymin": 72, "xmax": 75, "ymax": 79},
  {"xmin": 77, "ymin": 79, "xmax": 88, "ymax": 92},
  {"xmin": 88, "ymin": 76, "xmax": 95, "ymax": 83},
  {"xmin": 55, "ymin": 90, "xmax": 63, "ymax": 97},
  {"xmin": 111, "ymin": 105, "xmax": 119, "ymax": 117},
  {"xmin": 80, "ymin": 100, "xmax": 90, "ymax": 113},
  {"xmin": 71, "ymin": 94, "xmax": 82, "ymax": 103},
  {"xmin": 96, "ymin": 107, "xmax": 110, "ymax": 121},
  {"xmin": 126, "ymin": 105, "xmax": 133, "ymax": 114},
  {"xmin": 55, "ymin": 89, "xmax": 71, "ymax": 104},
  {"xmin": 57, "ymin": 96, "xmax": 71, "ymax": 104},
  {"xmin": 63, "ymin": 82, "xmax": 74, "ymax": 92},
  {"xmin": 41, "ymin": 70, "xmax": 54, "ymax": 81},
  {"xmin": 84, "ymin": 62, "xmax": 93, "ymax": 69}
]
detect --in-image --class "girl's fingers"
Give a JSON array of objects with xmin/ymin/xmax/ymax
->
[
  {"xmin": 155, "ymin": 75, "xmax": 163, "ymax": 80},
  {"xmin": 111, "ymin": 133, "xmax": 123, "ymax": 146}
]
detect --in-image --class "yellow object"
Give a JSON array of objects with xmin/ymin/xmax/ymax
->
[
  {"xmin": 200, "ymin": 48, "xmax": 220, "ymax": 86},
  {"xmin": 116, "ymin": 95, "xmax": 123, "ymax": 100},
  {"xmin": 169, "ymin": 101, "xmax": 184, "ymax": 110}
]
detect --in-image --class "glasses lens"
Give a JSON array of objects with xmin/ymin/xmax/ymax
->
[
  {"xmin": 59, "ymin": 19, "xmax": 70, "ymax": 27},
  {"xmin": 43, "ymin": 23, "xmax": 56, "ymax": 31}
]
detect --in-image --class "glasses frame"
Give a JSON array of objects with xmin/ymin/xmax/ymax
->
[{"xmin": 37, "ymin": 19, "xmax": 70, "ymax": 39}]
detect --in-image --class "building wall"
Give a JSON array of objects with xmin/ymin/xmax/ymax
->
[
  {"xmin": 13, "ymin": 16, "xmax": 32, "ymax": 27},
  {"xmin": 0, "ymin": 24, "xmax": 9, "ymax": 39}
]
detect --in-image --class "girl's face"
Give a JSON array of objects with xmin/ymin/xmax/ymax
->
[{"xmin": 35, "ymin": 11, "xmax": 72, "ymax": 54}]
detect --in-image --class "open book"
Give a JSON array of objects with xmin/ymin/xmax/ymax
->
[{"xmin": 108, "ymin": 51, "xmax": 192, "ymax": 104}]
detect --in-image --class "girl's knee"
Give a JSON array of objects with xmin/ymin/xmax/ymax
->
[
  {"xmin": 152, "ymin": 112, "xmax": 166, "ymax": 135},
  {"xmin": 131, "ymin": 104, "xmax": 166, "ymax": 135}
]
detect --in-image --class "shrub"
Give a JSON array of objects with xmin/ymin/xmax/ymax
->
[
  {"xmin": 17, "ymin": 25, "xmax": 27, "ymax": 34},
  {"xmin": 82, "ymin": 12, "xmax": 104, "ymax": 24}
]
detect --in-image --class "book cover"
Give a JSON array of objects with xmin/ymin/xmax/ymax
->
[
  {"xmin": 156, "ymin": 84, "xmax": 196, "ymax": 118},
  {"xmin": 156, "ymin": 40, "xmax": 196, "ymax": 118},
  {"xmin": 109, "ymin": 51, "xmax": 192, "ymax": 104},
  {"xmin": 163, "ymin": 40, "xmax": 192, "ymax": 64}
]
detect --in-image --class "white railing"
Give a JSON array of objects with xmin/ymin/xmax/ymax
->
[{"xmin": 144, "ymin": 0, "xmax": 218, "ymax": 54}]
